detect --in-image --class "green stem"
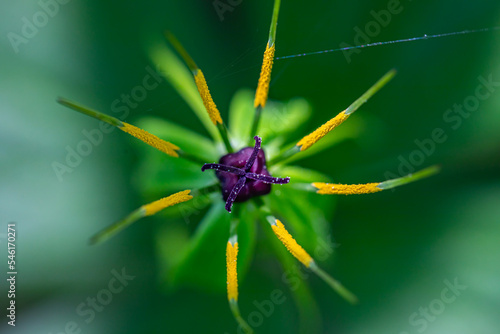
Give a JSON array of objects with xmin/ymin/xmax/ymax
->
[
  {"xmin": 256, "ymin": 207, "xmax": 322, "ymax": 333},
  {"xmin": 289, "ymin": 183, "xmax": 318, "ymax": 193},
  {"xmin": 268, "ymin": 145, "xmax": 301, "ymax": 166},
  {"xmin": 229, "ymin": 300, "xmax": 253, "ymax": 334},
  {"xmin": 345, "ymin": 69, "xmax": 397, "ymax": 115},
  {"xmin": 164, "ymin": 31, "xmax": 198, "ymax": 72},
  {"xmin": 378, "ymin": 165, "xmax": 441, "ymax": 190},
  {"xmin": 268, "ymin": 0, "xmax": 281, "ymax": 46},
  {"xmin": 248, "ymin": 106, "xmax": 263, "ymax": 145},
  {"xmin": 90, "ymin": 185, "xmax": 219, "ymax": 245},
  {"xmin": 226, "ymin": 207, "xmax": 252, "ymax": 332},
  {"xmin": 57, "ymin": 97, "xmax": 123, "ymax": 127},
  {"xmin": 89, "ymin": 208, "xmax": 146, "ymax": 245},
  {"xmin": 177, "ymin": 150, "xmax": 209, "ymax": 165},
  {"xmin": 217, "ymin": 123, "xmax": 234, "ymax": 153},
  {"xmin": 309, "ymin": 262, "xmax": 358, "ymax": 304}
]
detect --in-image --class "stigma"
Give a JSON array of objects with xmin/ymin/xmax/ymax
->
[{"xmin": 202, "ymin": 136, "xmax": 290, "ymax": 212}]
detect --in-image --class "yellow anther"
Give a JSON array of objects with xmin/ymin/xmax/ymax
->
[
  {"xmin": 143, "ymin": 190, "xmax": 193, "ymax": 216},
  {"xmin": 226, "ymin": 241, "xmax": 239, "ymax": 301},
  {"xmin": 120, "ymin": 122, "xmax": 180, "ymax": 157},
  {"xmin": 271, "ymin": 219, "xmax": 313, "ymax": 267},
  {"xmin": 312, "ymin": 182, "xmax": 382, "ymax": 195},
  {"xmin": 194, "ymin": 69, "xmax": 223, "ymax": 125},
  {"xmin": 297, "ymin": 110, "xmax": 350, "ymax": 151},
  {"xmin": 89, "ymin": 190, "xmax": 193, "ymax": 244},
  {"xmin": 254, "ymin": 44, "xmax": 275, "ymax": 108}
]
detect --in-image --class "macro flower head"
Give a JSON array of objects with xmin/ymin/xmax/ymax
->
[{"xmin": 57, "ymin": 0, "xmax": 439, "ymax": 332}]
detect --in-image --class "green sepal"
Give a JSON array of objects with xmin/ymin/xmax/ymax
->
[
  {"xmin": 228, "ymin": 89, "xmax": 311, "ymax": 151},
  {"xmin": 228, "ymin": 90, "xmax": 254, "ymax": 149},
  {"xmin": 260, "ymin": 97, "xmax": 311, "ymax": 143},
  {"xmin": 270, "ymin": 165, "xmax": 331, "ymax": 184}
]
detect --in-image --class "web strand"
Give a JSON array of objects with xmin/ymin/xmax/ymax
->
[{"xmin": 275, "ymin": 27, "xmax": 500, "ymax": 60}]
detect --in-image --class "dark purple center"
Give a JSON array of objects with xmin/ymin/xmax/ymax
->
[{"xmin": 201, "ymin": 136, "xmax": 290, "ymax": 212}]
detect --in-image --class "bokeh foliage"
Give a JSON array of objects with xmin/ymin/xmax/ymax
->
[{"xmin": 1, "ymin": 0, "xmax": 500, "ymax": 333}]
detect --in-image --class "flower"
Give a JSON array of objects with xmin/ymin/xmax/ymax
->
[{"xmin": 57, "ymin": 0, "xmax": 439, "ymax": 332}]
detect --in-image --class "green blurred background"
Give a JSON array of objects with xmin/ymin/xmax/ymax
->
[{"xmin": 1, "ymin": 0, "xmax": 500, "ymax": 333}]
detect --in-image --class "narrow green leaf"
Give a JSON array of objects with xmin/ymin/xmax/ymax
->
[
  {"xmin": 228, "ymin": 89, "xmax": 254, "ymax": 149},
  {"xmin": 229, "ymin": 89, "xmax": 312, "ymax": 151}
]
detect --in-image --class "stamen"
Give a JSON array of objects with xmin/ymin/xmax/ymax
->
[
  {"xmin": 310, "ymin": 165, "xmax": 440, "ymax": 195},
  {"xmin": 58, "ymin": 98, "xmax": 180, "ymax": 158},
  {"xmin": 226, "ymin": 239, "xmax": 239, "ymax": 301},
  {"xmin": 249, "ymin": 0, "xmax": 281, "ymax": 139},
  {"xmin": 142, "ymin": 189, "xmax": 193, "ymax": 215},
  {"xmin": 296, "ymin": 69, "xmax": 396, "ymax": 152},
  {"xmin": 312, "ymin": 182, "xmax": 382, "ymax": 195},
  {"xmin": 270, "ymin": 219, "xmax": 313, "ymax": 267},
  {"xmin": 296, "ymin": 111, "xmax": 350, "ymax": 151},
  {"xmin": 150, "ymin": 40, "xmax": 219, "ymax": 140},
  {"xmin": 121, "ymin": 123, "xmax": 180, "ymax": 157},
  {"xmin": 254, "ymin": 43, "xmax": 275, "ymax": 108},
  {"xmin": 194, "ymin": 69, "xmax": 223, "ymax": 125},
  {"xmin": 267, "ymin": 216, "xmax": 357, "ymax": 304},
  {"xmin": 165, "ymin": 32, "xmax": 233, "ymax": 152},
  {"xmin": 89, "ymin": 190, "xmax": 193, "ymax": 244},
  {"xmin": 226, "ymin": 218, "xmax": 254, "ymax": 333}
]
